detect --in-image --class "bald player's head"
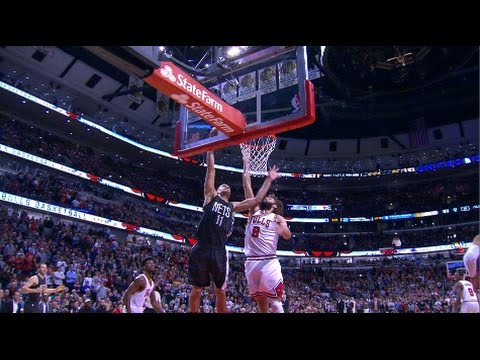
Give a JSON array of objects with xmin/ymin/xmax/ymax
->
[{"xmin": 473, "ymin": 234, "xmax": 480, "ymax": 245}]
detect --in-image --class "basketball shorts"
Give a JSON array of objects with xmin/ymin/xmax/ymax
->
[
  {"xmin": 245, "ymin": 256, "xmax": 284, "ymax": 299},
  {"xmin": 188, "ymin": 246, "xmax": 228, "ymax": 290}
]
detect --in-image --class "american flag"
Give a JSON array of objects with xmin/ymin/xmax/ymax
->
[{"xmin": 408, "ymin": 117, "xmax": 429, "ymax": 148}]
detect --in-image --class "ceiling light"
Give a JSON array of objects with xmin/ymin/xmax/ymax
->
[{"xmin": 226, "ymin": 47, "xmax": 241, "ymax": 57}]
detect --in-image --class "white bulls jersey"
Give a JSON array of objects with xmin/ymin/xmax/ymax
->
[
  {"xmin": 458, "ymin": 280, "xmax": 479, "ymax": 313},
  {"xmin": 129, "ymin": 274, "xmax": 154, "ymax": 313},
  {"xmin": 459, "ymin": 280, "xmax": 477, "ymax": 302},
  {"xmin": 244, "ymin": 210, "xmax": 284, "ymax": 299},
  {"xmin": 244, "ymin": 210, "xmax": 278, "ymax": 257},
  {"xmin": 463, "ymin": 243, "xmax": 479, "ymax": 277}
]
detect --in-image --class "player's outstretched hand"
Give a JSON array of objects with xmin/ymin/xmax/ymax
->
[
  {"xmin": 242, "ymin": 155, "xmax": 250, "ymax": 173},
  {"xmin": 267, "ymin": 165, "xmax": 280, "ymax": 181}
]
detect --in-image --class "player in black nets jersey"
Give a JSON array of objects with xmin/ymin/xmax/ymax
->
[
  {"xmin": 187, "ymin": 149, "xmax": 279, "ymax": 313},
  {"xmin": 20, "ymin": 263, "xmax": 65, "ymax": 313}
]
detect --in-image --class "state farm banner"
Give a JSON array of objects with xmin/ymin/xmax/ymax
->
[
  {"xmin": 238, "ymin": 71, "xmax": 257, "ymax": 101},
  {"xmin": 144, "ymin": 62, "xmax": 245, "ymax": 136},
  {"xmin": 258, "ymin": 65, "xmax": 277, "ymax": 95},
  {"xmin": 278, "ymin": 60, "xmax": 298, "ymax": 89},
  {"xmin": 127, "ymin": 76, "xmax": 144, "ymax": 104}
]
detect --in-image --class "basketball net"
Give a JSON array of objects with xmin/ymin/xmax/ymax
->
[{"xmin": 240, "ymin": 135, "xmax": 276, "ymax": 177}]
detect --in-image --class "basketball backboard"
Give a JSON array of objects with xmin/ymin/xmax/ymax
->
[
  {"xmin": 446, "ymin": 260, "xmax": 465, "ymax": 279},
  {"xmin": 168, "ymin": 46, "xmax": 317, "ymax": 157}
]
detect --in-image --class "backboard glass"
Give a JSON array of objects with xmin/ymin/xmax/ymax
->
[
  {"xmin": 446, "ymin": 260, "xmax": 465, "ymax": 279},
  {"xmin": 172, "ymin": 46, "xmax": 317, "ymax": 157}
]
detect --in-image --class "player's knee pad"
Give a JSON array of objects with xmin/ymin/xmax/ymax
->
[{"xmin": 270, "ymin": 299, "xmax": 284, "ymax": 313}]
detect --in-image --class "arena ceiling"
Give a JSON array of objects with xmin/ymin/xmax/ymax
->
[{"xmin": 59, "ymin": 45, "xmax": 479, "ymax": 140}]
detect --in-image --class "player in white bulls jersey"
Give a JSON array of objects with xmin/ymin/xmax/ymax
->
[
  {"xmin": 453, "ymin": 268, "xmax": 479, "ymax": 313},
  {"xmin": 463, "ymin": 234, "xmax": 480, "ymax": 292},
  {"xmin": 122, "ymin": 257, "xmax": 163, "ymax": 313},
  {"xmin": 242, "ymin": 158, "xmax": 291, "ymax": 313}
]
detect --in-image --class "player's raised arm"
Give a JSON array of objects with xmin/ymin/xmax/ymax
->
[
  {"xmin": 234, "ymin": 165, "xmax": 279, "ymax": 212},
  {"xmin": 274, "ymin": 214, "xmax": 292, "ymax": 240},
  {"xmin": 203, "ymin": 150, "xmax": 217, "ymax": 206},
  {"xmin": 242, "ymin": 155, "xmax": 258, "ymax": 214},
  {"xmin": 203, "ymin": 129, "xmax": 219, "ymax": 206}
]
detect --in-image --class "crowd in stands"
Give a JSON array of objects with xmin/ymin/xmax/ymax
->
[
  {"xmin": 0, "ymin": 116, "xmax": 478, "ymax": 219},
  {"xmin": 0, "ymin": 153, "xmax": 477, "ymax": 251},
  {"xmin": 1, "ymin": 153, "xmax": 478, "ymax": 249},
  {"xmin": 0, "ymin": 117, "xmax": 206, "ymax": 205},
  {"xmin": 0, "ymin": 205, "xmax": 467, "ymax": 313},
  {"xmin": 288, "ymin": 223, "xmax": 478, "ymax": 252},
  {"xmin": 279, "ymin": 257, "xmax": 455, "ymax": 313},
  {"xmin": 213, "ymin": 140, "xmax": 478, "ymax": 175},
  {"xmin": 0, "ymin": 156, "xmax": 201, "ymax": 240},
  {"xmin": 0, "ymin": 115, "xmax": 478, "ymax": 313},
  {"xmin": 276, "ymin": 173, "xmax": 478, "ymax": 217}
]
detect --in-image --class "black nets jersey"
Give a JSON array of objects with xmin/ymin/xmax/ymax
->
[
  {"xmin": 26, "ymin": 274, "xmax": 46, "ymax": 303},
  {"xmin": 196, "ymin": 195, "xmax": 234, "ymax": 249}
]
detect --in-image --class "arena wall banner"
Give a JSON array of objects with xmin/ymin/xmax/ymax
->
[
  {"xmin": 0, "ymin": 191, "xmax": 474, "ymax": 258},
  {"xmin": 1, "ymin": 141, "xmax": 478, "ymax": 225},
  {"xmin": 0, "ymin": 143, "xmax": 144, "ymax": 198}
]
